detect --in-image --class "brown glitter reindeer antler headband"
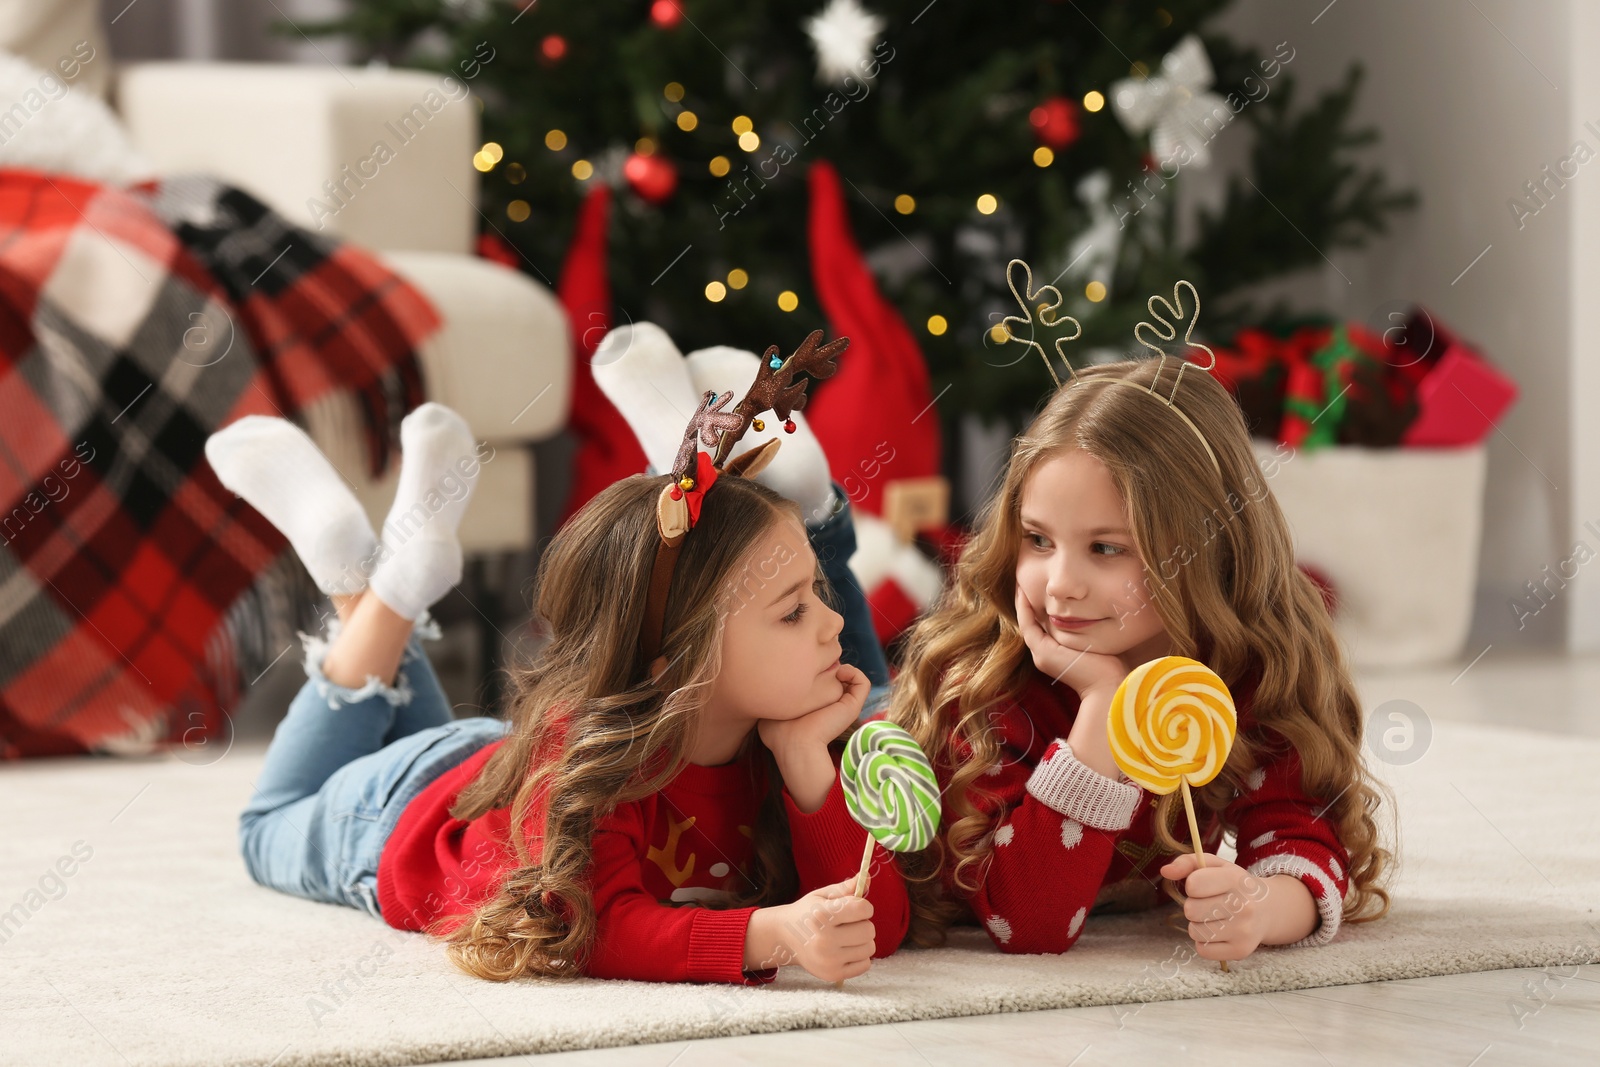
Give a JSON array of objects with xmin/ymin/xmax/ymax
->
[
  {"xmin": 1000, "ymin": 259, "xmax": 1222, "ymax": 475},
  {"xmin": 639, "ymin": 329, "xmax": 849, "ymax": 665}
]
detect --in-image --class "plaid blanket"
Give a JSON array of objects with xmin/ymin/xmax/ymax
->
[{"xmin": 0, "ymin": 169, "xmax": 436, "ymax": 760}]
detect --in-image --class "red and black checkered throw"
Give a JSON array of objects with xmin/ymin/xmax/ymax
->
[{"xmin": 0, "ymin": 169, "xmax": 436, "ymax": 760}]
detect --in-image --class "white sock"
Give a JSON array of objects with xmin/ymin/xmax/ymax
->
[
  {"xmin": 685, "ymin": 345, "xmax": 838, "ymax": 524},
  {"xmin": 367, "ymin": 403, "xmax": 480, "ymax": 621},
  {"xmin": 591, "ymin": 322, "xmax": 702, "ymax": 474},
  {"xmin": 204, "ymin": 416, "xmax": 377, "ymax": 596}
]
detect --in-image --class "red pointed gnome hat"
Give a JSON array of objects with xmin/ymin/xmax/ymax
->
[
  {"xmin": 804, "ymin": 160, "xmax": 942, "ymax": 516},
  {"xmin": 557, "ymin": 184, "xmax": 646, "ymax": 525}
]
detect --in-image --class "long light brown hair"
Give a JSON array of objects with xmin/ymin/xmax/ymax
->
[
  {"xmin": 890, "ymin": 358, "xmax": 1394, "ymax": 946},
  {"xmin": 427, "ymin": 473, "xmax": 810, "ymax": 979}
]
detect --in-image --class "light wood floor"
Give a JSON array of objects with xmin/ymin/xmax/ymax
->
[
  {"xmin": 236, "ymin": 647, "xmax": 1597, "ymax": 1065},
  {"xmin": 446, "ymin": 964, "xmax": 1600, "ymax": 1065}
]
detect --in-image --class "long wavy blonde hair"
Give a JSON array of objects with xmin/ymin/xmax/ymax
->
[
  {"xmin": 425, "ymin": 473, "xmax": 810, "ymax": 980},
  {"xmin": 890, "ymin": 357, "xmax": 1394, "ymax": 946}
]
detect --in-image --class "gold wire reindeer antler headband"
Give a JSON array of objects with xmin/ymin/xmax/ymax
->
[
  {"xmin": 1000, "ymin": 259, "xmax": 1222, "ymax": 475},
  {"xmin": 639, "ymin": 329, "xmax": 849, "ymax": 665},
  {"xmin": 1001, "ymin": 259, "xmax": 1084, "ymax": 384}
]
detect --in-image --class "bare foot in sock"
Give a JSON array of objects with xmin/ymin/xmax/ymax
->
[
  {"xmin": 367, "ymin": 403, "xmax": 480, "ymax": 621},
  {"xmin": 686, "ymin": 345, "xmax": 838, "ymax": 524},
  {"xmin": 204, "ymin": 415, "xmax": 377, "ymax": 596}
]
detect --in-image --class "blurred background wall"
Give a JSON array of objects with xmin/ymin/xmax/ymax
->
[
  {"xmin": 104, "ymin": 0, "xmax": 351, "ymax": 63},
  {"xmin": 1195, "ymin": 0, "xmax": 1589, "ymax": 656}
]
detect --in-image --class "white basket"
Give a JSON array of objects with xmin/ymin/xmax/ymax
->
[{"xmin": 1251, "ymin": 441, "xmax": 1488, "ymax": 668}]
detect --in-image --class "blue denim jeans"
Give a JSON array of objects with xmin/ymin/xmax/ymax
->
[
  {"xmin": 238, "ymin": 612, "xmax": 508, "ymax": 919},
  {"xmin": 804, "ymin": 483, "xmax": 892, "ymax": 717},
  {"xmin": 239, "ymin": 485, "xmax": 890, "ymax": 917}
]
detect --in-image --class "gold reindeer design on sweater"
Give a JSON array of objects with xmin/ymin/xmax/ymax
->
[{"xmin": 645, "ymin": 814, "xmax": 750, "ymax": 906}]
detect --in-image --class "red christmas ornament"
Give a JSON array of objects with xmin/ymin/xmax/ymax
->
[
  {"xmin": 650, "ymin": 0, "xmax": 684, "ymax": 29},
  {"xmin": 783, "ymin": 419, "xmax": 796, "ymax": 433},
  {"xmin": 624, "ymin": 152, "xmax": 679, "ymax": 205},
  {"xmin": 541, "ymin": 35, "xmax": 567, "ymax": 62},
  {"xmin": 1029, "ymin": 96, "xmax": 1080, "ymax": 150}
]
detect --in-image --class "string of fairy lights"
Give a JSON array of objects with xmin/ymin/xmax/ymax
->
[{"xmin": 470, "ymin": 80, "xmax": 1115, "ymax": 335}]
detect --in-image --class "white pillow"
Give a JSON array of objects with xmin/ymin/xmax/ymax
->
[{"xmin": 0, "ymin": 50, "xmax": 156, "ymax": 185}]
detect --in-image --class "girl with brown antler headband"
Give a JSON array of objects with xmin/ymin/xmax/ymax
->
[
  {"xmin": 226, "ymin": 322, "xmax": 911, "ymax": 985},
  {"xmin": 885, "ymin": 262, "xmax": 1394, "ymax": 964}
]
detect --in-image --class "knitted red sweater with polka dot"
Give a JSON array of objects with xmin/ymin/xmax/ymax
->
[{"xmin": 941, "ymin": 667, "xmax": 1350, "ymax": 955}]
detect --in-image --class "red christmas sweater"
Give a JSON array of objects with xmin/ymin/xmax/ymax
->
[
  {"xmin": 376, "ymin": 737, "xmax": 909, "ymax": 983},
  {"xmin": 940, "ymin": 666, "xmax": 1350, "ymax": 955}
]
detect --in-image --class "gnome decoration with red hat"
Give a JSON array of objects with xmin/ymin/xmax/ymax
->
[
  {"xmin": 540, "ymin": 154, "xmax": 951, "ymax": 647},
  {"xmin": 802, "ymin": 160, "xmax": 948, "ymax": 645},
  {"xmin": 552, "ymin": 184, "xmax": 648, "ymax": 524}
]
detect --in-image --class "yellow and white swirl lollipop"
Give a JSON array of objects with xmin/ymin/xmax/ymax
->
[
  {"xmin": 1109, "ymin": 656, "xmax": 1238, "ymax": 969},
  {"xmin": 1108, "ymin": 656, "xmax": 1237, "ymax": 800}
]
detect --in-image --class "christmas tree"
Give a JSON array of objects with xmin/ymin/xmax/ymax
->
[{"xmin": 296, "ymin": 0, "xmax": 1416, "ymax": 428}]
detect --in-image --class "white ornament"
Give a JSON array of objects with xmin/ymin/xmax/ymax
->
[
  {"xmin": 804, "ymin": 0, "xmax": 885, "ymax": 84},
  {"xmin": 1110, "ymin": 34, "xmax": 1230, "ymax": 169}
]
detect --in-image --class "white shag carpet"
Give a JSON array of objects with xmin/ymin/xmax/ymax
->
[{"xmin": 2, "ymin": 719, "xmax": 1597, "ymax": 1067}]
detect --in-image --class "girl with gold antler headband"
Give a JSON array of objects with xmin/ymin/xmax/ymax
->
[{"xmin": 887, "ymin": 261, "xmax": 1393, "ymax": 964}]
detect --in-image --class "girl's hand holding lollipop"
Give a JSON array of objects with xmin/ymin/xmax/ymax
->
[
  {"xmin": 1108, "ymin": 655, "xmax": 1240, "ymax": 971},
  {"xmin": 833, "ymin": 720, "xmax": 941, "ymax": 987}
]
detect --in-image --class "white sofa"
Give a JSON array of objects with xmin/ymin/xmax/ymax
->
[{"xmin": 113, "ymin": 62, "xmax": 572, "ymax": 559}]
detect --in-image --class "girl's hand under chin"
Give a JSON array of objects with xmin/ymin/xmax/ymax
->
[
  {"xmin": 1016, "ymin": 584, "xmax": 1135, "ymax": 780},
  {"xmin": 758, "ymin": 663, "xmax": 869, "ymax": 813},
  {"xmin": 1014, "ymin": 585, "xmax": 1129, "ymax": 700}
]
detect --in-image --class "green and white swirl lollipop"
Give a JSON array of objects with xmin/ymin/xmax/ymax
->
[
  {"xmin": 842, "ymin": 721, "xmax": 941, "ymax": 860},
  {"xmin": 833, "ymin": 721, "xmax": 940, "ymax": 988}
]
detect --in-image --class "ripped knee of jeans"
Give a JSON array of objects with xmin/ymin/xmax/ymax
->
[{"xmin": 298, "ymin": 608, "xmax": 444, "ymax": 708}]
